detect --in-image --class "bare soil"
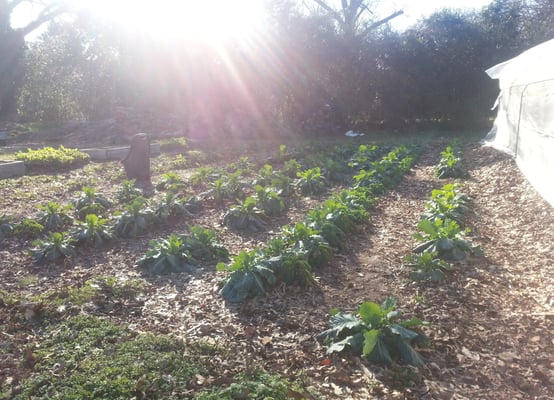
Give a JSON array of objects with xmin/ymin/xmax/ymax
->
[{"xmin": 1, "ymin": 140, "xmax": 553, "ymax": 399}]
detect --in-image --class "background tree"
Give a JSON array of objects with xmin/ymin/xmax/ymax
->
[{"xmin": 0, "ymin": 0, "xmax": 68, "ymax": 118}]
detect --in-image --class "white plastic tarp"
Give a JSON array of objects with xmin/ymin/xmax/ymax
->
[{"xmin": 484, "ymin": 38, "xmax": 554, "ymax": 207}]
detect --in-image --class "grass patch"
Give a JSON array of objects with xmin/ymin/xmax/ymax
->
[
  {"xmin": 5, "ymin": 315, "xmax": 213, "ymax": 400},
  {"xmin": 194, "ymin": 370, "xmax": 318, "ymax": 400}
]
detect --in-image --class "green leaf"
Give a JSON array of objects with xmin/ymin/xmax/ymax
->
[
  {"xmin": 394, "ymin": 338, "xmax": 426, "ymax": 366},
  {"xmin": 326, "ymin": 332, "xmax": 364, "ymax": 354},
  {"xmin": 417, "ymin": 219, "xmax": 437, "ymax": 236},
  {"xmin": 362, "ymin": 329, "xmax": 379, "ymax": 357},
  {"xmin": 358, "ymin": 301, "xmax": 382, "ymax": 327},
  {"xmin": 368, "ymin": 336, "xmax": 393, "ymax": 365},
  {"xmin": 389, "ymin": 324, "xmax": 420, "ymax": 340}
]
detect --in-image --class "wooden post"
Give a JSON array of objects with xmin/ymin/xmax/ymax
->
[{"xmin": 122, "ymin": 133, "xmax": 151, "ymax": 183}]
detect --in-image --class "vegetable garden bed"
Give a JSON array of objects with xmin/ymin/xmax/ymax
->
[{"xmin": 0, "ymin": 138, "xmax": 552, "ymax": 399}]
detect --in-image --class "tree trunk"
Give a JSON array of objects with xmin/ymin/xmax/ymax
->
[
  {"xmin": 122, "ymin": 133, "xmax": 151, "ymax": 183},
  {"xmin": 0, "ymin": 31, "xmax": 25, "ymax": 119}
]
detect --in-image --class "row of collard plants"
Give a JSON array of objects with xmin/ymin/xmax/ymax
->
[
  {"xmin": 317, "ymin": 143, "xmax": 483, "ymax": 369},
  {"xmin": 0, "ymin": 143, "xmax": 365, "ymax": 272},
  {"xmin": 217, "ymin": 144, "xmax": 419, "ymax": 303}
]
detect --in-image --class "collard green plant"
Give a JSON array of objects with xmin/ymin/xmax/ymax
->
[
  {"xmin": 153, "ymin": 192, "xmax": 192, "ymax": 223},
  {"xmin": 413, "ymin": 218, "xmax": 481, "ymax": 261},
  {"xmin": 403, "ymin": 252, "xmax": 453, "ymax": 282},
  {"xmin": 138, "ymin": 234, "xmax": 196, "ymax": 275},
  {"xmin": 181, "ymin": 225, "xmax": 229, "ymax": 261},
  {"xmin": 254, "ymin": 185, "xmax": 286, "ymax": 217},
  {"xmin": 31, "ymin": 232, "xmax": 76, "ymax": 263},
  {"xmin": 318, "ymin": 298, "xmax": 427, "ymax": 366},
  {"xmin": 156, "ymin": 171, "xmax": 186, "ymax": 192},
  {"xmin": 189, "ymin": 166, "xmax": 217, "ymax": 187},
  {"xmin": 13, "ymin": 218, "xmax": 44, "ymax": 238},
  {"xmin": 217, "ymin": 250, "xmax": 276, "ymax": 303},
  {"xmin": 112, "ymin": 197, "xmax": 154, "ymax": 238},
  {"xmin": 70, "ymin": 214, "xmax": 113, "ymax": 248},
  {"xmin": 73, "ymin": 186, "xmax": 113, "ymax": 219},
  {"xmin": 116, "ymin": 179, "xmax": 142, "ymax": 203},
  {"xmin": 353, "ymin": 169, "xmax": 385, "ymax": 194},
  {"xmin": 223, "ymin": 197, "xmax": 267, "ymax": 232},
  {"xmin": 0, "ymin": 214, "xmax": 14, "ymax": 238},
  {"xmin": 348, "ymin": 144, "xmax": 380, "ymax": 170},
  {"xmin": 296, "ymin": 167, "xmax": 327, "ymax": 195},
  {"xmin": 36, "ymin": 201, "xmax": 73, "ymax": 232},
  {"xmin": 253, "ymin": 164, "xmax": 279, "ymax": 186},
  {"xmin": 436, "ymin": 145, "xmax": 467, "ymax": 179},
  {"xmin": 422, "ymin": 183, "xmax": 470, "ymax": 224},
  {"xmin": 281, "ymin": 223, "xmax": 332, "ymax": 268},
  {"xmin": 281, "ymin": 159, "xmax": 302, "ymax": 178}
]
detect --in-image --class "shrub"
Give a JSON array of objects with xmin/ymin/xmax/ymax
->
[
  {"xmin": 318, "ymin": 297, "xmax": 427, "ymax": 366},
  {"xmin": 15, "ymin": 146, "xmax": 89, "ymax": 171}
]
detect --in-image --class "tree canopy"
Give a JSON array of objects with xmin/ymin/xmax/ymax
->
[{"xmin": 2, "ymin": 0, "xmax": 554, "ymax": 135}]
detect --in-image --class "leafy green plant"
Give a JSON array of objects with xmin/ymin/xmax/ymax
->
[
  {"xmin": 318, "ymin": 297, "xmax": 427, "ymax": 366},
  {"xmin": 253, "ymin": 164, "xmax": 278, "ymax": 186},
  {"xmin": 281, "ymin": 223, "xmax": 333, "ymax": 268},
  {"xmin": 403, "ymin": 252, "xmax": 453, "ymax": 282},
  {"xmin": 12, "ymin": 218, "xmax": 44, "ymax": 238},
  {"xmin": 153, "ymin": 192, "xmax": 193, "ymax": 223},
  {"xmin": 112, "ymin": 197, "xmax": 154, "ymax": 238},
  {"xmin": 296, "ymin": 167, "xmax": 327, "ymax": 195},
  {"xmin": 281, "ymin": 159, "xmax": 302, "ymax": 178},
  {"xmin": 353, "ymin": 169, "xmax": 385, "ymax": 194},
  {"xmin": 15, "ymin": 145, "xmax": 90, "ymax": 171},
  {"xmin": 254, "ymin": 185, "xmax": 286, "ymax": 217},
  {"xmin": 138, "ymin": 234, "xmax": 196, "ymax": 275},
  {"xmin": 413, "ymin": 218, "xmax": 481, "ymax": 261},
  {"xmin": 317, "ymin": 198, "xmax": 369, "ymax": 233},
  {"xmin": 422, "ymin": 183, "xmax": 470, "ymax": 224},
  {"xmin": 223, "ymin": 197, "xmax": 267, "ymax": 232},
  {"xmin": 323, "ymin": 157, "xmax": 348, "ymax": 182},
  {"xmin": 156, "ymin": 171, "xmax": 186, "ymax": 192},
  {"xmin": 73, "ymin": 186, "xmax": 113, "ymax": 219},
  {"xmin": 36, "ymin": 201, "xmax": 73, "ymax": 232},
  {"xmin": 70, "ymin": 214, "xmax": 113, "ymax": 248},
  {"xmin": 169, "ymin": 153, "xmax": 188, "ymax": 169},
  {"xmin": 31, "ymin": 232, "xmax": 76, "ymax": 263},
  {"xmin": 436, "ymin": 145, "xmax": 467, "ymax": 179},
  {"xmin": 181, "ymin": 225, "xmax": 229, "ymax": 261},
  {"xmin": 217, "ymin": 250, "xmax": 275, "ymax": 302},
  {"xmin": 348, "ymin": 144, "xmax": 380, "ymax": 170},
  {"xmin": 189, "ymin": 166, "xmax": 216, "ymax": 187},
  {"xmin": 0, "ymin": 214, "xmax": 14, "ymax": 238},
  {"xmin": 116, "ymin": 179, "xmax": 142, "ymax": 203}
]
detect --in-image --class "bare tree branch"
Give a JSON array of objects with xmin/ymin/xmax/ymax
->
[
  {"xmin": 15, "ymin": 0, "xmax": 69, "ymax": 37},
  {"xmin": 360, "ymin": 10, "xmax": 403, "ymax": 36}
]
